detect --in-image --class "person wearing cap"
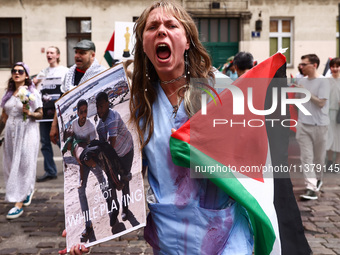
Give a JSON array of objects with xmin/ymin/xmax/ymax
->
[
  {"xmin": 0, "ymin": 62, "xmax": 43, "ymax": 219},
  {"xmin": 33, "ymin": 46, "xmax": 69, "ymax": 182},
  {"xmin": 50, "ymin": 39, "xmax": 106, "ymax": 144},
  {"xmin": 62, "ymin": 39, "xmax": 105, "ymax": 93}
]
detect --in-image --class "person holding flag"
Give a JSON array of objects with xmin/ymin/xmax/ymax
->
[
  {"xmin": 67, "ymin": 1, "xmax": 253, "ymax": 254},
  {"xmin": 128, "ymin": 1, "xmax": 253, "ymax": 254},
  {"xmin": 65, "ymin": 1, "xmax": 309, "ymax": 255}
]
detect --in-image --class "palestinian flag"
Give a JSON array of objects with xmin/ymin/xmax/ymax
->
[
  {"xmin": 104, "ymin": 32, "xmax": 115, "ymax": 67},
  {"xmin": 170, "ymin": 53, "xmax": 310, "ymax": 255}
]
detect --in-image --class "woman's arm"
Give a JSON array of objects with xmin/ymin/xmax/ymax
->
[
  {"xmin": 23, "ymin": 106, "xmax": 43, "ymax": 120},
  {"xmin": 0, "ymin": 109, "xmax": 8, "ymax": 135}
]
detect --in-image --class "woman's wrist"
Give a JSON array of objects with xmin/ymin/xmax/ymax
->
[{"xmin": 29, "ymin": 109, "xmax": 43, "ymax": 120}]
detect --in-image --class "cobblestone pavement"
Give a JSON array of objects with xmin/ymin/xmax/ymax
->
[
  {"xmin": 0, "ymin": 133, "xmax": 340, "ymax": 255},
  {"xmin": 289, "ymin": 133, "xmax": 340, "ymax": 255}
]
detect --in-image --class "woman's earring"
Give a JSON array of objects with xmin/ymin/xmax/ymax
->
[
  {"xmin": 146, "ymin": 68, "xmax": 150, "ymax": 81},
  {"xmin": 185, "ymin": 50, "xmax": 190, "ymax": 78},
  {"xmin": 145, "ymin": 58, "xmax": 151, "ymax": 81}
]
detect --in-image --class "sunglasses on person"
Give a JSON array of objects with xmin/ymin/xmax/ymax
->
[{"xmin": 11, "ymin": 69, "xmax": 25, "ymax": 75}]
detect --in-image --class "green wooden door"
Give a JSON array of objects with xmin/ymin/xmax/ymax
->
[
  {"xmin": 195, "ymin": 18, "xmax": 239, "ymax": 70},
  {"xmin": 203, "ymin": 42, "xmax": 239, "ymax": 69}
]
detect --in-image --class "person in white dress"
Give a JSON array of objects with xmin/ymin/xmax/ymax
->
[
  {"xmin": 326, "ymin": 58, "xmax": 340, "ymax": 170},
  {"xmin": 0, "ymin": 62, "xmax": 43, "ymax": 219}
]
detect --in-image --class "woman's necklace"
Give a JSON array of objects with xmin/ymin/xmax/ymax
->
[
  {"xmin": 166, "ymin": 84, "xmax": 189, "ymax": 99},
  {"xmin": 165, "ymin": 84, "xmax": 188, "ymax": 118},
  {"xmin": 172, "ymin": 105, "xmax": 179, "ymax": 118},
  {"xmin": 160, "ymin": 74, "xmax": 186, "ymax": 85},
  {"xmin": 166, "ymin": 89, "xmax": 180, "ymax": 98}
]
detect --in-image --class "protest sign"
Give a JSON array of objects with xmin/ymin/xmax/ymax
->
[
  {"xmin": 38, "ymin": 76, "xmax": 63, "ymax": 121},
  {"xmin": 56, "ymin": 63, "xmax": 145, "ymax": 251}
]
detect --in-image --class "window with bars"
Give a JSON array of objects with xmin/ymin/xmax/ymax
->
[
  {"xmin": 270, "ymin": 19, "xmax": 293, "ymax": 66},
  {"xmin": 196, "ymin": 18, "xmax": 239, "ymax": 43},
  {"xmin": 66, "ymin": 17, "xmax": 92, "ymax": 67},
  {"xmin": 0, "ymin": 18, "xmax": 22, "ymax": 68}
]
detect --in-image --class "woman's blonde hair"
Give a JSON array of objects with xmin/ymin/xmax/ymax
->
[{"xmin": 130, "ymin": 0, "xmax": 214, "ymax": 149}]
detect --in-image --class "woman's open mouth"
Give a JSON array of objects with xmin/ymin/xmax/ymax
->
[{"xmin": 156, "ymin": 44, "xmax": 171, "ymax": 60}]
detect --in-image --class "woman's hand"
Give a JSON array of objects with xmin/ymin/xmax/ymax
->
[
  {"xmin": 22, "ymin": 103, "xmax": 30, "ymax": 116},
  {"xmin": 58, "ymin": 229, "xmax": 90, "ymax": 255},
  {"xmin": 22, "ymin": 105, "xmax": 43, "ymax": 120},
  {"xmin": 50, "ymin": 116, "xmax": 60, "ymax": 144},
  {"xmin": 0, "ymin": 109, "xmax": 8, "ymax": 136},
  {"xmin": 69, "ymin": 244, "xmax": 90, "ymax": 255}
]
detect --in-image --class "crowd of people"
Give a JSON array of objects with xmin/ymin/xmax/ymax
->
[
  {"xmin": 1, "ymin": 0, "xmax": 340, "ymax": 254},
  {"xmin": 0, "ymin": 37, "xmax": 137, "ymax": 252}
]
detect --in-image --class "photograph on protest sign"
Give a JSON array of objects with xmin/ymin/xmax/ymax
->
[{"xmin": 55, "ymin": 63, "xmax": 145, "ymax": 251}]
